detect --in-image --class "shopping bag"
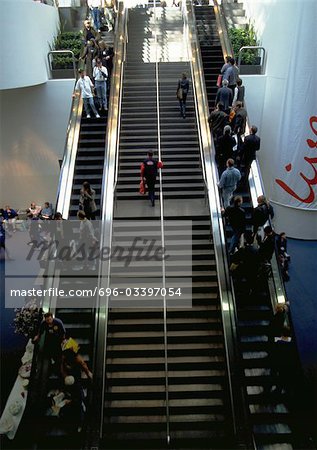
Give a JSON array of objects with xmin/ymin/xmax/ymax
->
[
  {"xmin": 139, "ymin": 180, "xmax": 147, "ymax": 195},
  {"xmin": 216, "ymin": 74, "xmax": 223, "ymax": 87},
  {"xmin": 176, "ymin": 88, "xmax": 183, "ymax": 100}
]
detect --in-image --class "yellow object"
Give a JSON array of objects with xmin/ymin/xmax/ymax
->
[{"xmin": 62, "ymin": 337, "xmax": 80, "ymax": 354}]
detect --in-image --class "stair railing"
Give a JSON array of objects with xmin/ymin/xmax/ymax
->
[
  {"xmin": 47, "ymin": 50, "xmax": 77, "ymax": 79},
  {"xmin": 153, "ymin": 2, "xmax": 171, "ymax": 445},
  {"xmin": 183, "ymin": 0, "xmax": 253, "ymax": 447},
  {"xmin": 238, "ymin": 46, "xmax": 266, "ymax": 75}
]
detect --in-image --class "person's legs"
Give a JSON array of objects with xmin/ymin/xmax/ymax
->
[
  {"xmin": 182, "ymin": 93, "xmax": 187, "ymax": 118},
  {"xmin": 95, "ymin": 81, "xmax": 103, "ymax": 109},
  {"xmin": 88, "ymin": 97, "xmax": 99, "ymax": 117},
  {"xmin": 146, "ymin": 177, "xmax": 156, "ymax": 206},
  {"xmin": 178, "ymin": 100, "xmax": 183, "ymax": 116},
  {"xmin": 83, "ymin": 98, "xmax": 91, "ymax": 116},
  {"xmin": 222, "ymin": 188, "xmax": 233, "ymax": 208},
  {"xmin": 229, "ymin": 229, "xmax": 241, "ymax": 254},
  {"xmin": 101, "ymin": 81, "xmax": 107, "ymax": 109},
  {"xmin": 92, "ymin": 7, "xmax": 101, "ymax": 31}
]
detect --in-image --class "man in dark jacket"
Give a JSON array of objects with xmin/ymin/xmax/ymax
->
[
  {"xmin": 141, "ymin": 152, "xmax": 163, "ymax": 207},
  {"xmin": 252, "ymin": 195, "xmax": 274, "ymax": 238},
  {"xmin": 208, "ymin": 102, "xmax": 228, "ymax": 141},
  {"xmin": 33, "ymin": 312, "xmax": 66, "ymax": 361},
  {"xmin": 216, "ymin": 125, "xmax": 236, "ymax": 172},
  {"xmin": 240, "ymin": 125, "xmax": 260, "ymax": 182},
  {"xmin": 215, "ymin": 79, "xmax": 233, "ymax": 113},
  {"xmin": 259, "ymin": 225, "xmax": 276, "ymax": 262},
  {"xmin": 232, "ymin": 101, "xmax": 247, "ymax": 153},
  {"xmin": 223, "ymin": 195, "xmax": 246, "ymax": 254},
  {"xmin": 231, "ymin": 231, "xmax": 260, "ymax": 293}
]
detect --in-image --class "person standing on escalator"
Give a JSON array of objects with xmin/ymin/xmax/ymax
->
[
  {"xmin": 74, "ymin": 69, "xmax": 100, "ymax": 119},
  {"xmin": 87, "ymin": 0, "xmax": 103, "ymax": 32},
  {"xmin": 140, "ymin": 152, "xmax": 163, "ymax": 207},
  {"xmin": 176, "ymin": 73, "xmax": 190, "ymax": 119}
]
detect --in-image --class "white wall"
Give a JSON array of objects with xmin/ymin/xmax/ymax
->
[
  {"xmin": 242, "ymin": 0, "xmax": 317, "ymax": 239},
  {"xmin": 240, "ymin": 75, "xmax": 266, "ymax": 132},
  {"xmin": 0, "ymin": 1, "xmax": 60, "ymax": 90},
  {"xmin": 0, "ymin": 80, "xmax": 75, "ymax": 209}
]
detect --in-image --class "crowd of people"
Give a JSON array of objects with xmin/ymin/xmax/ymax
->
[
  {"xmin": 212, "ymin": 58, "xmax": 295, "ymax": 400},
  {"xmin": 33, "ymin": 312, "xmax": 92, "ymax": 431},
  {"xmin": 73, "ymin": 9, "xmax": 115, "ymax": 118},
  {"xmin": 207, "ymin": 55, "xmax": 291, "ymax": 282}
]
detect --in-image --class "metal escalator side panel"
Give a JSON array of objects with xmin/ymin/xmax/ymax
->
[
  {"xmin": 56, "ymin": 94, "xmax": 83, "ymax": 220},
  {"xmin": 87, "ymin": 3, "xmax": 129, "ymax": 445}
]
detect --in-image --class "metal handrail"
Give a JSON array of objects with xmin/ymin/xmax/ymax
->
[
  {"xmin": 238, "ymin": 46, "xmax": 266, "ymax": 74},
  {"xmin": 47, "ymin": 50, "xmax": 77, "ymax": 79},
  {"xmin": 213, "ymin": 0, "xmax": 233, "ymax": 60},
  {"xmin": 248, "ymin": 160, "xmax": 287, "ymax": 307},
  {"xmin": 183, "ymin": 15, "xmax": 207, "ymax": 188},
  {"xmin": 114, "ymin": 9, "xmax": 128, "ymax": 190},
  {"xmin": 153, "ymin": 3, "xmax": 170, "ymax": 445},
  {"xmin": 185, "ymin": 0, "xmax": 251, "ymax": 445},
  {"xmin": 55, "ymin": 94, "xmax": 83, "ymax": 218}
]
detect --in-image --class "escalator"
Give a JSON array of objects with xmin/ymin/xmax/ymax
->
[
  {"xmin": 70, "ymin": 115, "xmax": 107, "ymax": 219},
  {"xmin": 40, "ymin": 113, "xmax": 109, "ymax": 446},
  {"xmin": 194, "ymin": 4, "xmax": 313, "ymax": 449},
  {"xmin": 194, "ymin": 6, "xmax": 223, "ymax": 110},
  {"xmin": 15, "ymin": 78, "xmax": 110, "ymax": 450},
  {"xmin": 97, "ymin": 5, "xmax": 239, "ymax": 450}
]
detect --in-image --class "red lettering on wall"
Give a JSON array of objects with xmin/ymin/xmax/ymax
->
[{"xmin": 275, "ymin": 115, "xmax": 317, "ymax": 204}]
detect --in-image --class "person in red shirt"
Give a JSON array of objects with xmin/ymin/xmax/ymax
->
[{"xmin": 140, "ymin": 152, "xmax": 163, "ymax": 207}]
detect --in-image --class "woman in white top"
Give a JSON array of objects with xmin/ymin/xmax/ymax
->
[{"xmin": 93, "ymin": 58, "xmax": 108, "ymax": 111}]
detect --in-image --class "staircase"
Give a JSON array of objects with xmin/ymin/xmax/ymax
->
[
  {"xmin": 165, "ymin": 216, "xmax": 234, "ymax": 448},
  {"xmin": 221, "ymin": 0, "xmax": 247, "ymax": 29},
  {"xmin": 100, "ymin": 6, "xmax": 236, "ymax": 449},
  {"xmin": 158, "ymin": 60, "xmax": 205, "ymax": 199}
]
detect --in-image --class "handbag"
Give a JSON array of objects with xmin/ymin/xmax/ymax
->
[
  {"xmin": 216, "ymin": 74, "xmax": 223, "ymax": 87},
  {"xmin": 230, "ymin": 262, "xmax": 240, "ymax": 272},
  {"xmin": 139, "ymin": 180, "xmax": 147, "ymax": 195},
  {"xmin": 176, "ymin": 87, "xmax": 183, "ymax": 100}
]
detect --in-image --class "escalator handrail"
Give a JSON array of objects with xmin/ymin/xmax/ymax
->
[
  {"xmin": 183, "ymin": 1, "xmax": 253, "ymax": 446},
  {"xmin": 55, "ymin": 93, "xmax": 83, "ymax": 219},
  {"xmin": 153, "ymin": 3, "xmax": 171, "ymax": 445},
  {"xmin": 213, "ymin": 0, "xmax": 233, "ymax": 61},
  {"xmin": 248, "ymin": 160, "xmax": 288, "ymax": 309},
  {"xmin": 114, "ymin": 6, "xmax": 128, "ymax": 191},
  {"xmin": 89, "ymin": 3, "xmax": 128, "ymax": 442}
]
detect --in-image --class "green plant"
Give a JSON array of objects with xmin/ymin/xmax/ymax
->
[
  {"xmin": 228, "ymin": 24, "xmax": 259, "ymax": 65},
  {"xmin": 51, "ymin": 30, "xmax": 82, "ymax": 69},
  {"xmin": 51, "ymin": 55, "xmax": 74, "ymax": 70}
]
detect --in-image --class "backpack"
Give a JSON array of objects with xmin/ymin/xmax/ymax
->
[
  {"xmin": 143, "ymin": 159, "xmax": 158, "ymax": 178},
  {"xmin": 254, "ymin": 204, "xmax": 269, "ymax": 226}
]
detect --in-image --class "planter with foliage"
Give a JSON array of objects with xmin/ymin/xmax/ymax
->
[
  {"xmin": 50, "ymin": 31, "xmax": 81, "ymax": 78},
  {"xmin": 228, "ymin": 25, "xmax": 262, "ymax": 74}
]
